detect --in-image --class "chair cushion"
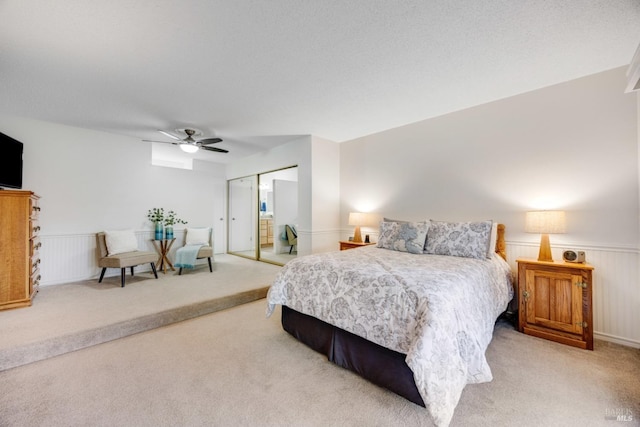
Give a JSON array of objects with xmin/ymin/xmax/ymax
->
[
  {"xmin": 197, "ymin": 246, "xmax": 213, "ymax": 258},
  {"xmin": 98, "ymin": 250, "xmax": 157, "ymax": 268}
]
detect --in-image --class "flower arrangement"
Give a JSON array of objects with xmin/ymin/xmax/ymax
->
[
  {"xmin": 147, "ymin": 208, "xmax": 165, "ymax": 224},
  {"xmin": 164, "ymin": 210, "xmax": 188, "ymax": 226},
  {"xmin": 147, "ymin": 208, "xmax": 187, "ymax": 226},
  {"xmin": 147, "ymin": 208, "xmax": 187, "ymax": 240}
]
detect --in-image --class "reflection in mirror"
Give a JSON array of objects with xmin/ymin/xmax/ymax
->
[
  {"xmin": 227, "ymin": 176, "xmax": 257, "ymax": 259},
  {"xmin": 258, "ymin": 167, "xmax": 298, "ymax": 265}
]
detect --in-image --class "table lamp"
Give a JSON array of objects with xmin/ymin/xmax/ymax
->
[
  {"xmin": 525, "ymin": 210, "xmax": 566, "ymax": 262},
  {"xmin": 348, "ymin": 212, "xmax": 366, "ymax": 243}
]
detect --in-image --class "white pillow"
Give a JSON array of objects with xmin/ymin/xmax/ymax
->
[
  {"xmin": 186, "ymin": 228, "xmax": 210, "ymax": 246},
  {"xmin": 104, "ymin": 230, "xmax": 138, "ymax": 255}
]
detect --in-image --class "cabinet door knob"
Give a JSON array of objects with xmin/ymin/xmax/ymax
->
[{"xmin": 575, "ymin": 282, "xmax": 588, "ymax": 289}]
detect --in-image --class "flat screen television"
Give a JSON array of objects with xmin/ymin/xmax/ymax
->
[{"xmin": 0, "ymin": 132, "xmax": 24, "ymax": 189}]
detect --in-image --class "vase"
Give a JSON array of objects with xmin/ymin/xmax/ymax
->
[
  {"xmin": 165, "ymin": 226, "xmax": 174, "ymax": 240},
  {"xmin": 154, "ymin": 222, "xmax": 163, "ymax": 240}
]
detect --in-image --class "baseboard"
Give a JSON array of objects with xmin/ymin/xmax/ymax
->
[{"xmin": 594, "ymin": 331, "xmax": 640, "ymax": 349}]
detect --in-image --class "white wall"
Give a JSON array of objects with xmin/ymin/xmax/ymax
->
[
  {"xmin": 342, "ymin": 67, "xmax": 638, "ymax": 247},
  {"xmin": 0, "ymin": 115, "xmax": 226, "ymax": 284},
  {"xmin": 310, "ymin": 135, "xmax": 341, "ymax": 252},
  {"xmin": 340, "ymin": 67, "xmax": 640, "ymax": 347}
]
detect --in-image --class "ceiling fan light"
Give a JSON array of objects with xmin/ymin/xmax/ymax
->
[{"xmin": 180, "ymin": 144, "xmax": 199, "ymax": 153}]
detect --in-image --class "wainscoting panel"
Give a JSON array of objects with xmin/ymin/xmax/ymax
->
[
  {"xmin": 40, "ymin": 234, "xmax": 99, "ymax": 285},
  {"xmin": 39, "ymin": 231, "xmax": 169, "ymax": 286}
]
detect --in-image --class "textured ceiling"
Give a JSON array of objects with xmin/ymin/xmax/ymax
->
[{"xmin": 1, "ymin": 1, "xmax": 639, "ymax": 163}]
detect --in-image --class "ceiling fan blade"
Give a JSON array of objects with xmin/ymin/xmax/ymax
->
[
  {"xmin": 200, "ymin": 145, "xmax": 229, "ymax": 153},
  {"xmin": 197, "ymin": 138, "xmax": 223, "ymax": 145},
  {"xmin": 142, "ymin": 139, "xmax": 180, "ymax": 145},
  {"xmin": 158, "ymin": 130, "xmax": 183, "ymax": 141}
]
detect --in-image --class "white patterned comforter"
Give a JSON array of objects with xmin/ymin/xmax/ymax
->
[{"xmin": 266, "ymin": 245, "xmax": 513, "ymax": 426}]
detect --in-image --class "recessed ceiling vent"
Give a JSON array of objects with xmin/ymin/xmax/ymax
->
[{"xmin": 626, "ymin": 43, "xmax": 640, "ymax": 93}]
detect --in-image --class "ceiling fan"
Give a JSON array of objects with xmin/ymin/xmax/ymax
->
[{"xmin": 143, "ymin": 128, "xmax": 228, "ymax": 153}]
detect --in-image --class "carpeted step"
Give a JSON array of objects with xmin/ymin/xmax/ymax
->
[{"xmin": 0, "ymin": 286, "xmax": 269, "ymax": 372}]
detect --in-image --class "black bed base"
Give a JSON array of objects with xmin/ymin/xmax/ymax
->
[{"xmin": 281, "ymin": 305, "xmax": 425, "ymax": 407}]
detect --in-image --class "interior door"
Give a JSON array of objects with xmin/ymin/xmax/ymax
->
[{"xmin": 228, "ymin": 176, "xmax": 257, "ymax": 257}]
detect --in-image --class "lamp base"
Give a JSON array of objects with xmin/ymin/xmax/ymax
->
[
  {"xmin": 352, "ymin": 226, "xmax": 362, "ymax": 243},
  {"xmin": 537, "ymin": 234, "xmax": 554, "ymax": 262}
]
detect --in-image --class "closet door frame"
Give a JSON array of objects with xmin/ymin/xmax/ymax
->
[{"xmin": 227, "ymin": 175, "xmax": 258, "ymax": 259}]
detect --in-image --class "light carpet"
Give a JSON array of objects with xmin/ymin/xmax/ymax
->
[
  {"xmin": 1, "ymin": 299, "xmax": 638, "ymax": 426},
  {"xmin": 0, "ymin": 254, "xmax": 282, "ymax": 371}
]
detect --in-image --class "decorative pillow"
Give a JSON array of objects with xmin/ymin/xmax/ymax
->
[
  {"xmin": 104, "ymin": 230, "xmax": 138, "ymax": 255},
  {"xmin": 377, "ymin": 221, "xmax": 429, "ymax": 254},
  {"xmin": 186, "ymin": 227, "xmax": 210, "ymax": 246},
  {"xmin": 425, "ymin": 220, "xmax": 493, "ymax": 259}
]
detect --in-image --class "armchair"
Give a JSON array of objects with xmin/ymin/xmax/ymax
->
[
  {"xmin": 176, "ymin": 227, "xmax": 214, "ymax": 275},
  {"xmin": 96, "ymin": 231, "xmax": 158, "ymax": 287},
  {"xmin": 285, "ymin": 224, "xmax": 297, "ymax": 254}
]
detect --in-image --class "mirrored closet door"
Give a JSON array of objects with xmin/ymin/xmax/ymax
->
[
  {"xmin": 258, "ymin": 167, "xmax": 298, "ymax": 265},
  {"xmin": 227, "ymin": 167, "xmax": 298, "ymax": 265}
]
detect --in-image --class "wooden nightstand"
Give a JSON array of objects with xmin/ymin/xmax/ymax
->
[
  {"xmin": 339, "ymin": 241, "xmax": 375, "ymax": 251},
  {"xmin": 516, "ymin": 258, "xmax": 594, "ymax": 350}
]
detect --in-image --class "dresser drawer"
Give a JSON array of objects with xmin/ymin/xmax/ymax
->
[
  {"xmin": 30, "ymin": 197, "xmax": 41, "ymax": 219},
  {"xmin": 30, "ymin": 237, "xmax": 41, "ymax": 258},
  {"xmin": 31, "ymin": 257, "xmax": 41, "ymax": 275},
  {"xmin": 30, "ymin": 220, "xmax": 41, "ymax": 237},
  {"xmin": 29, "ymin": 268, "xmax": 41, "ymax": 297}
]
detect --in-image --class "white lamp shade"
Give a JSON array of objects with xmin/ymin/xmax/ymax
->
[
  {"xmin": 180, "ymin": 144, "xmax": 199, "ymax": 153},
  {"xmin": 348, "ymin": 212, "xmax": 365, "ymax": 226},
  {"xmin": 525, "ymin": 210, "xmax": 566, "ymax": 234},
  {"xmin": 348, "ymin": 212, "xmax": 378, "ymax": 226}
]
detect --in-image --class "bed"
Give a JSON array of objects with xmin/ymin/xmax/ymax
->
[{"xmin": 266, "ymin": 220, "xmax": 513, "ymax": 426}]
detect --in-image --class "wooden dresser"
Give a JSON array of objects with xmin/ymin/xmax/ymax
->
[
  {"xmin": 0, "ymin": 190, "xmax": 41, "ymax": 310},
  {"xmin": 516, "ymin": 258, "xmax": 594, "ymax": 350},
  {"xmin": 260, "ymin": 218, "xmax": 273, "ymax": 246}
]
